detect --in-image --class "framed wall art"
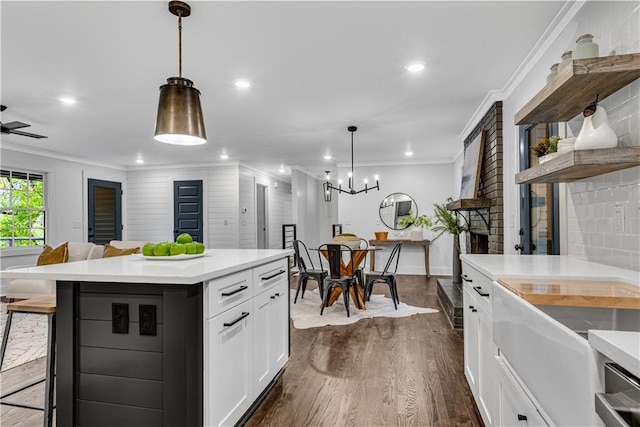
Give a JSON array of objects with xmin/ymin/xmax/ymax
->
[{"xmin": 460, "ymin": 130, "xmax": 485, "ymax": 199}]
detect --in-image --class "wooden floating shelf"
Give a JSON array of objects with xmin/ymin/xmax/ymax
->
[
  {"xmin": 515, "ymin": 53, "xmax": 640, "ymax": 125},
  {"xmin": 446, "ymin": 198, "xmax": 491, "ymax": 211},
  {"xmin": 515, "ymin": 147, "xmax": 640, "ymax": 184}
]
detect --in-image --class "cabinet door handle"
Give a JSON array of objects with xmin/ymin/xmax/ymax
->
[
  {"xmin": 221, "ymin": 285, "xmax": 248, "ymax": 297},
  {"xmin": 471, "ymin": 308, "xmax": 477, "ymax": 313},
  {"xmin": 223, "ymin": 312, "xmax": 250, "ymax": 327},
  {"xmin": 262, "ymin": 269, "xmax": 286, "ymax": 280},
  {"xmin": 468, "ymin": 305, "xmax": 475, "ymax": 310},
  {"xmin": 270, "ymin": 292, "xmax": 281, "ymax": 299},
  {"xmin": 473, "ymin": 286, "xmax": 490, "ymax": 297},
  {"xmin": 517, "ymin": 414, "xmax": 527, "ymax": 421},
  {"xmin": 462, "ymin": 274, "xmax": 472, "ymax": 283}
]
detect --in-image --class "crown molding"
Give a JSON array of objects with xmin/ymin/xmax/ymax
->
[
  {"xmin": 0, "ymin": 141, "xmax": 126, "ymax": 171},
  {"xmin": 458, "ymin": 0, "xmax": 587, "ymax": 141}
]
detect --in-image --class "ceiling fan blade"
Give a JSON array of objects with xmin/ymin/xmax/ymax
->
[
  {"xmin": 6, "ymin": 129, "xmax": 48, "ymax": 139},
  {"xmin": 1, "ymin": 121, "xmax": 30, "ymax": 130}
]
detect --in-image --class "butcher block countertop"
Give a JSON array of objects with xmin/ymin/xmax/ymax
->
[{"xmin": 497, "ymin": 278, "xmax": 640, "ymax": 309}]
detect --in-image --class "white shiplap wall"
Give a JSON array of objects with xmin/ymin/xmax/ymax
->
[
  {"xmin": 239, "ymin": 171, "xmax": 256, "ymax": 249},
  {"xmin": 126, "ymin": 164, "xmax": 292, "ymax": 250},
  {"xmin": 126, "ymin": 168, "xmax": 208, "ymax": 244},
  {"xmin": 207, "ymin": 165, "xmax": 239, "ymax": 249}
]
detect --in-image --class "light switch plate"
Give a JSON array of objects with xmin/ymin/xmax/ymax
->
[{"xmin": 614, "ymin": 205, "xmax": 625, "ymax": 233}]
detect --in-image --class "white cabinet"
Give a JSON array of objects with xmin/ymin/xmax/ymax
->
[
  {"xmin": 463, "ymin": 286, "xmax": 479, "ymax": 396},
  {"xmin": 206, "ymin": 299, "xmax": 254, "ymax": 427},
  {"xmin": 462, "ymin": 263, "xmax": 496, "ymax": 426},
  {"xmin": 205, "ymin": 257, "xmax": 289, "ymax": 427},
  {"xmin": 495, "ymin": 356, "xmax": 548, "ymax": 427},
  {"xmin": 253, "ymin": 281, "xmax": 288, "ymax": 393}
]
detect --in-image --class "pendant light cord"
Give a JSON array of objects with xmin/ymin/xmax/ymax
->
[
  {"xmin": 178, "ymin": 11, "xmax": 183, "ymax": 77},
  {"xmin": 350, "ymin": 130, "xmax": 355, "ymax": 191}
]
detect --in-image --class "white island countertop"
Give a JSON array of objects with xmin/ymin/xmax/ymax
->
[
  {"xmin": 589, "ymin": 330, "xmax": 640, "ymax": 378},
  {"xmin": 460, "ymin": 254, "xmax": 639, "ymax": 286},
  {"xmin": 1, "ymin": 249, "xmax": 293, "ymax": 285}
]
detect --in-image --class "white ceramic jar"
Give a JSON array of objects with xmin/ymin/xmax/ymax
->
[
  {"xmin": 574, "ymin": 34, "xmax": 599, "ymax": 59},
  {"xmin": 546, "ymin": 63, "xmax": 559, "ymax": 84},
  {"xmin": 558, "ymin": 50, "xmax": 573, "ymax": 73}
]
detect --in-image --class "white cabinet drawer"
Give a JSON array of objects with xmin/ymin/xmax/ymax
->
[
  {"xmin": 206, "ymin": 270, "xmax": 252, "ymax": 319},
  {"xmin": 461, "ymin": 263, "xmax": 492, "ymax": 315},
  {"xmin": 253, "ymin": 258, "xmax": 288, "ymax": 295},
  {"xmin": 495, "ymin": 356, "xmax": 548, "ymax": 427}
]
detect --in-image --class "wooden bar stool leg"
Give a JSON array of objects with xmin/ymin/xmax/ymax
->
[
  {"xmin": 0, "ymin": 311, "xmax": 14, "ymax": 369},
  {"xmin": 43, "ymin": 313, "xmax": 56, "ymax": 427}
]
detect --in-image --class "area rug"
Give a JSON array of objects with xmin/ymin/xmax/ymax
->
[
  {"xmin": 0, "ymin": 302, "xmax": 48, "ymax": 371},
  {"xmin": 290, "ymin": 289, "xmax": 439, "ymax": 329}
]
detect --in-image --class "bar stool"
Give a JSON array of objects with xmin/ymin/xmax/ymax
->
[{"xmin": 1, "ymin": 294, "xmax": 56, "ymax": 427}]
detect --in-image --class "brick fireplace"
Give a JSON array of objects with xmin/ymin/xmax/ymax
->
[{"xmin": 437, "ymin": 101, "xmax": 504, "ymax": 329}]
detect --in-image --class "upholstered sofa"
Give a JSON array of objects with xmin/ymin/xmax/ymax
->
[{"xmin": 5, "ymin": 240, "xmax": 145, "ymax": 300}]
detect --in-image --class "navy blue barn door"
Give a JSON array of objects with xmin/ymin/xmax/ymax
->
[{"xmin": 173, "ymin": 180, "xmax": 203, "ymax": 243}]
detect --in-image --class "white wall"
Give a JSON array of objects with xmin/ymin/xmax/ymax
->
[
  {"xmin": 337, "ymin": 163, "xmax": 456, "ymax": 275},
  {"xmin": 291, "ymin": 169, "xmax": 336, "ymax": 248},
  {"xmin": 503, "ymin": 0, "xmax": 639, "ymax": 270},
  {"xmin": 239, "ymin": 165, "xmax": 293, "ymax": 249},
  {"xmin": 0, "ymin": 148, "xmax": 127, "ymax": 293}
]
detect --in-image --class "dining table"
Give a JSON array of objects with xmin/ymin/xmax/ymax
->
[{"xmin": 315, "ymin": 245, "xmax": 383, "ymax": 310}]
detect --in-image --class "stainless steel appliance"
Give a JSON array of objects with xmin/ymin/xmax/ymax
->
[{"xmin": 596, "ymin": 363, "xmax": 640, "ymax": 426}]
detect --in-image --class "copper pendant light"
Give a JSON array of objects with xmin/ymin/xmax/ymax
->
[{"xmin": 154, "ymin": 1, "xmax": 206, "ymax": 146}]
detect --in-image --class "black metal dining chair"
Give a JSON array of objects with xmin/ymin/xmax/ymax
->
[
  {"xmin": 354, "ymin": 238, "xmax": 369, "ymax": 289},
  {"xmin": 364, "ymin": 242, "xmax": 402, "ymax": 309},
  {"xmin": 292, "ymin": 240, "xmax": 328, "ymax": 303},
  {"xmin": 318, "ymin": 243, "xmax": 362, "ymax": 317}
]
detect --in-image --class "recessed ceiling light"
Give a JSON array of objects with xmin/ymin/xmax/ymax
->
[
  {"xmin": 220, "ymin": 153, "xmax": 229, "ymax": 160},
  {"xmin": 279, "ymin": 167, "xmax": 286, "ymax": 174},
  {"xmin": 234, "ymin": 79, "xmax": 251, "ymax": 89},
  {"xmin": 59, "ymin": 97, "xmax": 77, "ymax": 104},
  {"xmin": 136, "ymin": 158, "xmax": 144, "ymax": 164},
  {"xmin": 405, "ymin": 63, "xmax": 424, "ymax": 73},
  {"xmin": 324, "ymin": 154, "xmax": 332, "ymax": 160},
  {"xmin": 405, "ymin": 151, "xmax": 414, "ymax": 157}
]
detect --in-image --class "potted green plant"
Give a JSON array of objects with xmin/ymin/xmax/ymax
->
[
  {"xmin": 398, "ymin": 210, "xmax": 432, "ymax": 241},
  {"xmin": 531, "ymin": 136, "xmax": 561, "ymax": 163},
  {"xmin": 431, "ymin": 198, "xmax": 469, "ymax": 283}
]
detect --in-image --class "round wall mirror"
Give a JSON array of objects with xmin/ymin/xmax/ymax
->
[{"xmin": 379, "ymin": 193, "xmax": 418, "ymax": 230}]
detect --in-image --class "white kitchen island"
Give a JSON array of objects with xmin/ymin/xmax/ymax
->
[
  {"xmin": 460, "ymin": 254, "xmax": 639, "ymax": 427},
  {"xmin": 2, "ymin": 249, "xmax": 293, "ymax": 427}
]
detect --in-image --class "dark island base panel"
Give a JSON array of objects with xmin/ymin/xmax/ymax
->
[{"xmin": 57, "ymin": 281, "xmax": 203, "ymax": 427}]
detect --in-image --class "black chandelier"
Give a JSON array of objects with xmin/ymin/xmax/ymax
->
[{"xmin": 323, "ymin": 126, "xmax": 379, "ymax": 202}]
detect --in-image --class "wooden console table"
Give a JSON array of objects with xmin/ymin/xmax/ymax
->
[{"xmin": 369, "ymin": 239, "xmax": 431, "ymax": 277}]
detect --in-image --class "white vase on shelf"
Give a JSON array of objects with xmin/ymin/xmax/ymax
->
[
  {"xmin": 410, "ymin": 228, "xmax": 423, "ymax": 241},
  {"xmin": 575, "ymin": 105, "xmax": 618, "ymax": 150}
]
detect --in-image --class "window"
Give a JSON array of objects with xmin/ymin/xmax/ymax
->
[{"xmin": 0, "ymin": 169, "xmax": 46, "ymax": 248}]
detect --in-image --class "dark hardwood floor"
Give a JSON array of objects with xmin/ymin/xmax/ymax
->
[
  {"xmin": 0, "ymin": 275, "xmax": 481, "ymax": 427},
  {"xmin": 245, "ymin": 274, "xmax": 482, "ymax": 427}
]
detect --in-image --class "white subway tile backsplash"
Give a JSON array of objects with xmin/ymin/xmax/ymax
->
[{"xmin": 564, "ymin": 2, "xmax": 639, "ymax": 271}]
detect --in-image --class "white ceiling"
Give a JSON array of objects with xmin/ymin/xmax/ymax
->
[{"xmin": 1, "ymin": 1, "xmax": 564, "ymax": 179}]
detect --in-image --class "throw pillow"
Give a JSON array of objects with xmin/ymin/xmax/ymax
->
[
  {"xmin": 102, "ymin": 244, "xmax": 140, "ymax": 258},
  {"xmin": 36, "ymin": 242, "xmax": 69, "ymax": 266}
]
